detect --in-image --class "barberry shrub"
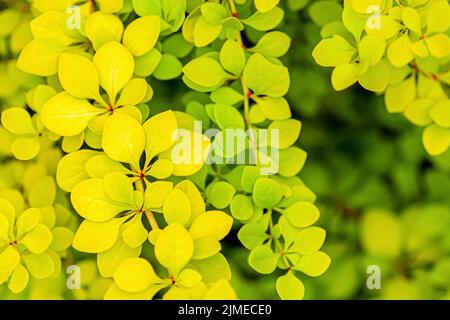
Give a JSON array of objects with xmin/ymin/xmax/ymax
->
[
  {"xmin": 0, "ymin": 0, "xmax": 330, "ymax": 300},
  {"xmin": 312, "ymin": 0, "xmax": 450, "ymax": 156}
]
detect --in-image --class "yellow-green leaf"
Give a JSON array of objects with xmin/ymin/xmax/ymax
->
[
  {"xmin": 189, "ymin": 211, "xmax": 233, "ymax": 241},
  {"xmin": 276, "ymin": 271, "xmax": 304, "ymax": 300},
  {"xmin": 8, "ymin": 264, "xmax": 29, "ymax": 294},
  {"xmin": 20, "ymin": 224, "xmax": 53, "ymax": 254},
  {"xmin": 71, "ymin": 178, "xmax": 130, "ymax": 222},
  {"xmin": 422, "ymin": 124, "xmax": 450, "ymax": 156},
  {"xmin": 163, "ymin": 189, "xmax": 191, "ymax": 226},
  {"xmin": 73, "ymin": 218, "xmax": 125, "ymax": 253},
  {"xmin": 85, "ymin": 11, "xmax": 124, "ymax": 50},
  {"xmin": 22, "ymin": 252, "xmax": 54, "ymax": 279},
  {"xmin": 102, "ymin": 114, "xmax": 145, "ymax": 169},
  {"xmin": 143, "ymin": 110, "xmax": 178, "ymax": 160},
  {"xmin": 113, "ymin": 258, "xmax": 161, "ymax": 293},
  {"xmin": 122, "ymin": 214, "xmax": 148, "ymax": 248},
  {"xmin": 58, "ymin": 53, "xmax": 101, "ymax": 100},
  {"xmin": 123, "ymin": 16, "xmax": 161, "ymax": 57},
  {"xmin": 41, "ymin": 92, "xmax": 103, "ymax": 136},
  {"xmin": 17, "ymin": 39, "xmax": 64, "ymax": 76},
  {"xmin": 116, "ymin": 78, "xmax": 148, "ymax": 107},
  {"xmin": 1, "ymin": 108, "xmax": 35, "ymax": 135},
  {"xmin": 293, "ymin": 251, "xmax": 331, "ymax": 277},
  {"xmin": 93, "ymin": 41, "xmax": 134, "ymax": 103},
  {"xmin": 155, "ymin": 223, "xmax": 194, "ymax": 275},
  {"xmin": 144, "ymin": 181, "xmax": 173, "ymax": 209}
]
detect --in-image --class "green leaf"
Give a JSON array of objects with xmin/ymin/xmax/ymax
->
[
  {"xmin": 201, "ymin": 3, "xmax": 228, "ymax": 24},
  {"xmin": 241, "ymin": 166, "xmax": 261, "ymax": 193},
  {"xmin": 255, "ymin": 97, "xmax": 291, "ymax": 120},
  {"xmin": 207, "ymin": 181, "xmax": 236, "ymax": 209},
  {"xmin": 242, "ymin": 7, "xmax": 284, "ymax": 31},
  {"xmin": 248, "ymin": 245, "xmax": 278, "ymax": 274},
  {"xmin": 193, "ymin": 16, "xmax": 222, "ymax": 47},
  {"xmin": 183, "ymin": 57, "xmax": 230, "ymax": 88},
  {"xmin": 308, "ymin": 1, "xmax": 342, "ymax": 26},
  {"xmin": 230, "ymin": 194, "xmax": 254, "ymax": 221},
  {"xmin": 10, "ymin": 138, "xmax": 40, "ymax": 161},
  {"xmin": 210, "ymin": 87, "xmax": 244, "ymax": 105},
  {"xmin": 192, "ymin": 237, "xmax": 221, "ymax": 260},
  {"xmin": 220, "ymin": 40, "xmax": 245, "ymax": 77},
  {"xmin": 312, "ymin": 36, "xmax": 355, "ymax": 67},
  {"xmin": 244, "ymin": 53, "xmax": 289, "ymax": 97},
  {"xmin": 134, "ymin": 49, "xmax": 162, "ymax": 77},
  {"xmin": 250, "ymin": 31, "xmax": 291, "ymax": 57},
  {"xmin": 213, "ymin": 104, "xmax": 245, "ymax": 130},
  {"xmin": 237, "ymin": 222, "xmax": 268, "ymax": 250},
  {"xmin": 162, "ymin": 33, "xmax": 193, "ymax": 58},
  {"xmin": 255, "ymin": 0, "xmax": 280, "ymax": 13},
  {"xmin": 253, "ymin": 177, "xmax": 283, "ymax": 208},
  {"xmin": 282, "ymin": 201, "xmax": 320, "ymax": 228},
  {"xmin": 189, "ymin": 211, "xmax": 233, "ymax": 241},
  {"xmin": 293, "ymin": 251, "xmax": 331, "ymax": 277},
  {"xmin": 153, "ymin": 54, "xmax": 183, "ymax": 80},
  {"xmin": 85, "ymin": 11, "xmax": 124, "ymax": 51},
  {"xmin": 279, "ymin": 147, "xmax": 307, "ymax": 177},
  {"xmin": 331, "ymin": 63, "xmax": 358, "ymax": 91},
  {"xmin": 402, "ymin": 7, "xmax": 421, "ymax": 35},
  {"xmin": 289, "ymin": 227, "xmax": 326, "ymax": 255},
  {"xmin": 268, "ymin": 119, "xmax": 301, "ymax": 148},
  {"xmin": 148, "ymin": 159, "xmax": 174, "ymax": 179},
  {"xmin": 188, "ymin": 253, "xmax": 231, "ymax": 283}
]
